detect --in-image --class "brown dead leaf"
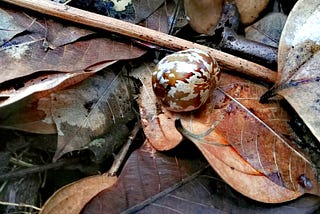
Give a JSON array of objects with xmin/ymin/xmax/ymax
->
[
  {"xmin": 132, "ymin": 62, "xmax": 183, "ymax": 151},
  {"xmin": 138, "ymin": 61, "xmax": 319, "ymax": 202},
  {"xmin": 82, "ymin": 141, "xmax": 209, "ymax": 213},
  {"xmin": 0, "ymin": 3, "xmax": 146, "ymax": 133},
  {"xmin": 235, "ymin": 0, "xmax": 270, "ymax": 25},
  {"xmin": 184, "ymin": 0, "xmax": 223, "ymax": 35},
  {"xmin": 178, "ymin": 74, "xmax": 319, "ymax": 202},
  {"xmin": 131, "ymin": 0, "xmax": 166, "ymax": 23},
  {"xmin": 0, "ymin": 94, "xmax": 56, "ymax": 134},
  {"xmin": 51, "ymin": 66, "xmax": 136, "ymax": 161},
  {"xmin": 261, "ymin": 0, "xmax": 320, "ymax": 143},
  {"xmin": 40, "ymin": 174, "xmax": 117, "ymax": 214},
  {"xmin": 81, "ymin": 141, "xmax": 320, "ymax": 213}
]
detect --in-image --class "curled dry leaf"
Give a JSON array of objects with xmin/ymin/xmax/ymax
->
[
  {"xmin": 40, "ymin": 174, "xmax": 117, "ymax": 214},
  {"xmin": 133, "ymin": 62, "xmax": 183, "ymax": 151},
  {"xmin": 0, "ymin": 4, "xmax": 98, "ymax": 83},
  {"xmin": 261, "ymin": 0, "xmax": 320, "ymax": 143},
  {"xmin": 138, "ymin": 62, "xmax": 319, "ymax": 202}
]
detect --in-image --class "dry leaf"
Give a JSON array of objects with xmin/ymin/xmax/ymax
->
[
  {"xmin": 40, "ymin": 174, "xmax": 117, "ymax": 214},
  {"xmin": 82, "ymin": 141, "xmax": 209, "ymax": 213},
  {"xmin": 0, "ymin": 7, "xmax": 26, "ymax": 46},
  {"xmin": 235, "ymin": 0, "xmax": 270, "ymax": 25},
  {"xmin": 177, "ymin": 74, "xmax": 319, "ymax": 202},
  {"xmin": 0, "ymin": 4, "xmax": 145, "ymax": 133},
  {"xmin": 131, "ymin": 0, "xmax": 166, "ymax": 23},
  {"xmin": 184, "ymin": 0, "xmax": 223, "ymax": 35},
  {"xmin": 0, "ymin": 95, "xmax": 56, "ymax": 134},
  {"xmin": 262, "ymin": 0, "xmax": 320, "ymax": 143},
  {"xmin": 132, "ymin": 62, "xmax": 183, "ymax": 151},
  {"xmin": 138, "ymin": 61, "xmax": 319, "ymax": 202},
  {"xmin": 82, "ymin": 141, "xmax": 320, "ymax": 213},
  {"xmin": 0, "ymin": 70, "xmax": 98, "ymax": 108},
  {"xmin": 245, "ymin": 12, "xmax": 287, "ymax": 48},
  {"xmin": 51, "ymin": 66, "xmax": 136, "ymax": 161}
]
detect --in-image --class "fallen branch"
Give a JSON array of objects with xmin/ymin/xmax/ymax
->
[{"xmin": 3, "ymin": 0, "xmax": 277, "ymax": 83}]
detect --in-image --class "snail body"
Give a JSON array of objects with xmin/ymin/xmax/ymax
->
[{"xmin": 152, "ymin": 49, "xmax": 220, "ymax": 112}]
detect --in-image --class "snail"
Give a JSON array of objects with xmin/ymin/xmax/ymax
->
[{"xmin": 152, "ymin": 49, "xmax": 220, "ymax": 112}]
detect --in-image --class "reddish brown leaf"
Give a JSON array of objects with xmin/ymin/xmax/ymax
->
[
  {"xmin": 133, "ymin": 62, "xmax": 183, "ymax": 151},
  {"xmin": 138, "ymin": 62, "xmax": 319, "ymax": 202},
  {"xmin": 0, "ymin": 96, "xmax": 56, "ymax": 134},
  {"xmin": 81, "ymin": 142, "xmax": 320, "ymax": 213},
  {"xmin": 82, "ymin": 141, "xmax": 208, "ymax": 213}
]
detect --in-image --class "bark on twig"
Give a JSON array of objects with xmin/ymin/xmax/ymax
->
[
  {"xmin": 3, "ymin": 0, "xmax": 277, "ymax": 83},
  {"xmin": 107, "ymin": 122, "xmax": 141, "ymax": 176}
]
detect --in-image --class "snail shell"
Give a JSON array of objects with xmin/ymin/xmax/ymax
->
[{"xmin": 152, "ymin": 49, "xmax": 220, "ymax": 112}]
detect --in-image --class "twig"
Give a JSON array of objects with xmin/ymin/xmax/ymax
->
[
  {"xmin": 3, "ymin": 0, "xmax": 277, "ymax": 83},
  {"xmin": 0, "ymin": 201, "xmax": 41, "ymax": 211},
  {"xmin": 107, "ymin": 122, "xmax": 141, "ymax": 176},
  {"xmin": 0, "ymin": 158, "xmax": 79, "ymax": 181}
]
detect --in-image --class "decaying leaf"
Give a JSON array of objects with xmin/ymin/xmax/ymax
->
[
  {"xmin": 138, "ymin": 60, "xmax": 319, "ymax": 202},
  {"xmin": 261, "ymin": 0, "xmax": 320, "ymax": 143},
  {"xmin": 51, "ymin": 66, "xmax": 136, "ymax": 161},
  {"xmin": 0, "ymin": 3, "xmax": 145, "ymax": 133},
  {"xmin": 0, "ymin": 70, "xmax": 99, "ymax": 108},
  {"xmin": 82, "ymin": 141, "xmax": 209, "ymax": 213},
  {"xmin": 81, "ymin": 142, "xmax": 320, "ymax": 213},
  {"xmin": 40, "ymin": 174, "xmax": 117, "ymax": 214},
  {"xmin": 245, "ymin": 12, "xmax": 287, "ymax": 48},
  {"xmin": 0, "ymin": 7, "xmax": 26, "ymax": 46}
]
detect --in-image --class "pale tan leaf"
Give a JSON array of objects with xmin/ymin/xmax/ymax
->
[
  {"xmin": 263, "ymin": 0, "xmax": 320, "ymax": 143},
  {"xmin": 235, "ymin": 0, "xmax": 270, "ymax": 25},
  {"xmin": 184, "ymin": 0, "xmax": 223, "ymax": 34},
  {"xmin": 40, "ymin": 174, "xmax": 117, "ymax": 214}
]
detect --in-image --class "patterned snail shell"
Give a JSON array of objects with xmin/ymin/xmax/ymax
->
[{"xmin": 152, "ymin": 49, "xmax": 220, "ymax": 112}]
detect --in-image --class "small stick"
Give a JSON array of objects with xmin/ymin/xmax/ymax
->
[
  {"xmin": 3, "ymin": 0, "xmax": 277, "ymax": 83},
  {"xmin": 0, "ymin": 201, "xmax": 41, "ymax": 211},
  {"xmin": 0, "ymin": 158, "xmax": 79, "ymax": 181},
  {"xmin": 107, "ymin": 122, "xmax": 141, "ymax": 176}
]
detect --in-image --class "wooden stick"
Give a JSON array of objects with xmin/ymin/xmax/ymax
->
[{"xmin": 3, "ymin": 0, "xmax": 277, "ymax": 83}]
